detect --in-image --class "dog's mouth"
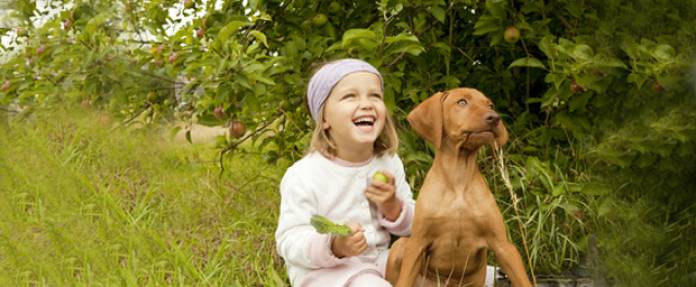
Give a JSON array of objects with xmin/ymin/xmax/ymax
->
[
  {"xmin": 459, "ymin": 129, "xmax": 497, "ymax": 149},
  {"xmin": 464, "ymin": 129, "xmax": 496, "ymax": 138}
]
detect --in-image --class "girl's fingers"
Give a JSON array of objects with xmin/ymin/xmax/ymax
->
[
  {"xmin": 358, "ymin": 241, "xmax": 368, "ymax": 253},
  {"xmin": 366, "ymin": 191, "xmax": 385, "ymax": 201},
  {"xmin": 349, "ymin": 231, "xmax": 364, "ymax": 243},
  {"xmin": 366, "ymin": 187, "xmax": 394, "ymax": 202},
  {"xmin": 347, "ymin": 223, "xmax": 363, "ymax": 234},
  {"xmin": 370, "ymin": 180, "xmax": 394, "ymax": 191},
  {"xmin": 366, "ymin": 186, "xmax": 393, "ymax": 198}
]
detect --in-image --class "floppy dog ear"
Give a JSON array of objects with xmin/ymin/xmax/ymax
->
[
  {"xmin": 407, "ymin": 92, "xmax": 445, "ymax": 150},
  {"xmin": 494, "ymin": 119, "xmax": 509, "ymax": 147}
]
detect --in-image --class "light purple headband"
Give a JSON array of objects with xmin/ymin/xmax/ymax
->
[{"xmin": 307, "ymin": 59, "xmax": 384, "ymax": 122}]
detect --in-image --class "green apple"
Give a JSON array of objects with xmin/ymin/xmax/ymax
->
[
  {"xmin": 329, "ymin": 2, "xmax": 342, "ymax": 13},
  {"xmin": 504, "ymin": 26, "xmax": 520, "ymax": 44},
  {"xmin": 311, "ymin": 13, "xmax": 328, "ymax": 26},
  {"xmin": 373, "ymin": 171, "xmax": 388, "ymax": 184}
]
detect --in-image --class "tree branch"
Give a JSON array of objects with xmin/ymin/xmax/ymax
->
[{"xmin": 218, "ymin": 111, "xmax": 284, "ymax": 178}]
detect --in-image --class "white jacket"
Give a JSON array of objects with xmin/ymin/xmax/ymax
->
[{"xmin": 275, "ymin": 151, "xmax": 415, "ymax": 286}]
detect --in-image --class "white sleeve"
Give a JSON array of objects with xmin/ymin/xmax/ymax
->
[{"xmin": 274, "ymin": 168, "xmax": 324, "ymax": 269}]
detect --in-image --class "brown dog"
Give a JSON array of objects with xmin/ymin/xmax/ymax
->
[{"xmin": 385, "ymin": 88, "xmax": 532, "ymax": 287}]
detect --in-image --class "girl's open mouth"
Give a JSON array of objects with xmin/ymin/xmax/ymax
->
[{"xmin": 353, "ymin": 115, "xmax": 376, "ymax": 132}]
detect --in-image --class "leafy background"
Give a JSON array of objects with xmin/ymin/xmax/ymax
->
[{"xmin": 1, "ymin": 0, "xmax": 694, "ymax": 286}]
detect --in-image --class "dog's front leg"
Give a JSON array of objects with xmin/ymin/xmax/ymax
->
[
  {"xmin": 490, "ymin": 237, "xmax": 532, "ymax": 287},
  {"xmin": 395, "ymin": 236, "xmax": 430, "ymax": 287}
]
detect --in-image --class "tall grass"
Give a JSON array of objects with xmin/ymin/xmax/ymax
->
[{"xmin": 0, "ymin": 107, "xmax": 288, "ymax": 286}]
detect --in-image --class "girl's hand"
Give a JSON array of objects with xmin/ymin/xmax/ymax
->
[
  {"xmin": 331, "ymin": 223, "xmax": 367, "ymax": 258},
  {"xmin": 365, "ymin": 170, "xmax": 401, "ymax": 221}
]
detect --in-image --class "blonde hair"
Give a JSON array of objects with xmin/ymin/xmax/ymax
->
[{"xmin": 306, "ymin": 104, "xmax": 399, "ymax": 157}]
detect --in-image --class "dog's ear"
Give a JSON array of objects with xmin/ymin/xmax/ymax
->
[
  {"xmin": 494, "ymin": 119, "xmax": 509, "ymax": 147},
  {"xmin": 408, "ymin": 92, "xmax": 445, "ymax": 149}
]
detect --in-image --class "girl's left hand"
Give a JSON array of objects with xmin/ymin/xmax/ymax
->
[{"xmin": 365, "ymin": 170, "xmax": 401, "ymax": 221}]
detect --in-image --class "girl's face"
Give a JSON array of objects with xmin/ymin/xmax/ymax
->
[{"xmin": 322, "ymin": 72, "xmax": 386, "ymax": 152}]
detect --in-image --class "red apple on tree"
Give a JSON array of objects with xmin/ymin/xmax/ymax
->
[
  {"xmin": 570, "ymin": 80, "xmax": 585, "ymax": 93},
  {"xmin": 652, "ymin": 81, "xmax": 665, "ymax": 93},
  {"xmin": 213, "ymin": 106, "xmax": 225, "ymax": 119},
  {"xmin": 167, "ymin": 52, "xmax": 178, "ymax": 64},
  {"xmin": 36, "ymin": 45, "xmax": 46, "ymax": 55},
  {"xmin": 1, "ymin": 80, "xmax": 10, "ymax": 92},
  {"xmin": 229, "ymin": 120, "xmax": 246, "ymax": 139}
]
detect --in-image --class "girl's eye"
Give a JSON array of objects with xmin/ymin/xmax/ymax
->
[
  {"xmin": 457, "ymin": 99, "xmax": 468, "ymax": 106},
  {"xmin": 371, "ymin": 93, "xmax": 383, "ymax": 99},
  {"xmin": 341, "ymin": 93, "xmax": 356, "ymax": 100}
]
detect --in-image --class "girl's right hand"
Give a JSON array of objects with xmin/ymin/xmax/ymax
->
[{"xmin": 330, "ymin": 223, "xmax": 367, "ymax": 258}]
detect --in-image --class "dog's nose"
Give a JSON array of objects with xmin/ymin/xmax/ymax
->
[{"xmin": 485, "ymin": 112, "xmax": 500, "ymax": 126}]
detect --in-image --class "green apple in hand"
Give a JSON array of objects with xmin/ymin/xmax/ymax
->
[{"xmin": 372, "ymin": 171, "xmax": 388, "ymax": 184}]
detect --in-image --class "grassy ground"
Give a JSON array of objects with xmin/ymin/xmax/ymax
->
[{"xmin": 0, "ymin": 107, "xmax": 289, "ymax": 286}]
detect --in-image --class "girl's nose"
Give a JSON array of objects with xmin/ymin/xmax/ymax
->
[{"xmin": 358, "ymin": 94, "xmax": 375, "ymax": 110}]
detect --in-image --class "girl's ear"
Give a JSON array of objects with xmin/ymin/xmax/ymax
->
[
  {"xmin": 407, "ymin": 92, "xmax": 445, "ymax": 150},
  {"xmin": 322, "ymin": 121, "xmax": 330, "ymax": 130}
]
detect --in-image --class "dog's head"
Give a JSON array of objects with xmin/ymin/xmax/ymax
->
[{"xmin": 407, "ymin": 88, "xmax": 508, "ymax": 151}]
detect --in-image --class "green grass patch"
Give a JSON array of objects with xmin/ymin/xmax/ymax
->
[{"xmin": 0, "ymin": 107, "xmax": 289, "ymax": 286}]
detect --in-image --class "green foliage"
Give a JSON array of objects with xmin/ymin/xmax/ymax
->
[
  {"xmin": 310, "ymin": 215, "xmax": 352, "ymax": 236},
  {"xmin": 0, "ymin": 107, "xmax": 288, "ymax": 285},
  {"xmin": 1, "ymin": 0, "xmax": 695, "ymax": 284}
]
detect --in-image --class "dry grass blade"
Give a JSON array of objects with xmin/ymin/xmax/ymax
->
[
  {"xmin": 456, "ymin": 250, "xmax": 472, "ymax": 287},
  {"xmin": 493, "ymin": 143, "xmax": 537, "ymax": 286}
]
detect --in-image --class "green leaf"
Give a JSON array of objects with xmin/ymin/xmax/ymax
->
[
  {"xmin": 545, "ymin": 73, "xmax": 566, "ymax": 90},
  {"xmin": 572, "ymin": 44, "xmax": 593, "ymax": 61},
  {"xmin": 594, "ymin": 56, "xmax": 627, "ymax": 69},
  {"xmin": 385, "ymin": 33, "xmax": 424, "ymax": 56},
  {"xmin": 310, "ymin": 215, "xmax": 352, "ymax": 236},
  {"xmin": 569, "ymin": 92, "xmax": 591, "ymax": 111},
  {"xmin": 342, "ymin": 29, "xmax": 379, "ymax": 51},
  {"xmin": 84, "ymin": 13, "xmax": 109, "ymax": 34},
  {"xmin": 198, "ymin": 114, "xmax": 225, "ymax": 126},
  {"xmin": 218, "ymin": 20, "xmax": 251, "ymax": 44},
  {"xmin": 508, "ymin": 57, "xmax": 546, "ymax": 69},
  {"xmin": 653, "ymin": 44, "xmax": 675, "ymax": 62},
  {"xmin": 430, "ymin": 6, "xmax": 446, "ymax": 23},
  {"xmin": 627, "ymin": 73, "xmax": 648, "ymax": 87},
  {"xmin": 250, "ymin": 73, "xmax": 276, "ymax": 86},
  {"xmin": 485, "ymin": 0, "xmax": 507, "ymax": 19},
  {"xmin": 473, "ymin": 15, "xmax": 500, "ymax": 36},
  {"xmin": 248, "ymin": 30, "xmax": 268, "ymax": 48}
]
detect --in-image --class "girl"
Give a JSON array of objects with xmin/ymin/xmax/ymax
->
[{"xmin": 275, "ymin": 59, "xmax": 415, "ymax": 287}]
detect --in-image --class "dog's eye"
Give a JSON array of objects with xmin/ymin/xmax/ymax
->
[{"xmin": 457, "ymin": 99, "xmax": 468, "ymax": 106}]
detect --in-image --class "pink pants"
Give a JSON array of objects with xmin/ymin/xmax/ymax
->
[
  {"xmin": 347, "ymin": 272, "xmax": 391, "ymax": 287},
  {"xmin": 344, "ymin": 266, "xmax": 498, "ymax": 287}
]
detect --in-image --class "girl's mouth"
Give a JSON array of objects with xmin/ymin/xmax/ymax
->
[{"xmin": 352, "ymin": 115, "xmax": 376, "ymax": 132}]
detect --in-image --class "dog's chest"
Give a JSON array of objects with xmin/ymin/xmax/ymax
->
[{"xmin": 422, "ymin": 191, "xmax": 489, "ymax": 237}]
